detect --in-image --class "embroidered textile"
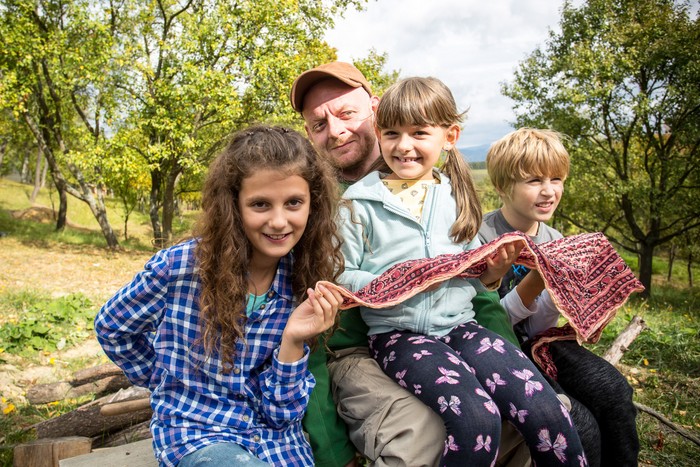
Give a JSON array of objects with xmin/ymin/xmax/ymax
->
[{"xmin": 320, "ymin": 231, "xmax": 643, "ymax": 350}]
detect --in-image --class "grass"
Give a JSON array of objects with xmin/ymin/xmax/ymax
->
[
  {"xmin": 0, "ymin": 177, "xmax": 196, "ymax": 250},
  {"xmin": 1, "ymin": 176, "xmax": 699, "ymax": 465},
  {"xmin": 589, "ymin": 286, "xmax": 700, "ymax": 465}
]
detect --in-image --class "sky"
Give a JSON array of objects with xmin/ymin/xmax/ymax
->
[{"xmin": 324, "ymin": 0, "xmax": 574, "ymax": 153}]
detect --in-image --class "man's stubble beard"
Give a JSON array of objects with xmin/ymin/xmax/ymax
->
[{"xmin": 330, "ymin": 129, "xmax": 378, "ymax": 179}]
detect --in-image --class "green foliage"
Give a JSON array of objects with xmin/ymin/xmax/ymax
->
[
  {"xmin": 353, "ymin": 49, "xmax": 400, "ymax": 97},
  {"xmin": 0, "ymin": 292, "xmax": 95, "ymax": 355},
  {"xmin": 502, "ymin": 0, "xmax": 700, "ymax": 296},
  {"xmin": 0, "ymin": 0, "xmax": 394, "ymax": 248}
]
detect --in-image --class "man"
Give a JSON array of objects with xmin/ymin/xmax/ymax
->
[{"xmin": 291, "ymin": 62, "xmax": 532, "ymax": 467}]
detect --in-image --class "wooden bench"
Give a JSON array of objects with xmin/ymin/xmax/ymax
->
[{"xmin": 58, "ymin": 439, "xmax": 157, "ymax": 467}]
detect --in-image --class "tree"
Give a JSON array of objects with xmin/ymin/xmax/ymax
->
[
  {"xmin": 352, "ymin": 49, "xmax": 400, "ymax": 97},
  {"xmin": 502, "ymin": 0, "xmax": 700, "ymax": 296},
  {"xmin": 114, "ymin": 0, "xmax": 364, "ymax": 247},
  {"xmin": 0, "ymin": 0, "xmax": 122, "ymax": 247},
  {"xmin": 1, "ymin": 0, "xmax": 371, "ymax": 248}
]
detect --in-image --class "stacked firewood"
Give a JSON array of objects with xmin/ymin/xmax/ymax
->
[{"xmin": 25, "ymin": 364, "xmax": 152, "ymax": 448}]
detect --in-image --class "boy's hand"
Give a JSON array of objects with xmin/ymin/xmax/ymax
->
[
  {"xmin": 278, "ymin": 283, "xmax": 342, "ymax": 362},
  {"xmin": 515, "ymin": 269, "xmax": 546, "ymax": 307},
  {"xmin": 480, "ymin": 241, "xmax": 524, "ymax": 287}
]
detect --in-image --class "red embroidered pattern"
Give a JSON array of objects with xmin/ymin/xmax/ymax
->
[{"xmin": 320, "ymin": 232, "xmax": 644, "ymax": 377}]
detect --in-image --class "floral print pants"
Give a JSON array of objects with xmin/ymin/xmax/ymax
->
[{"xmin": 369, "ymin": 322, "xmax": 586, "ymax": 467}]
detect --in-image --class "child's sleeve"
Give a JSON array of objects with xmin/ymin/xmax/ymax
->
[
  {"xmin": 258, "ymin": 346, "xmax": 315, "ymax": 429},
  {"xmin": 337, "ymin": 202, "xmax": 378, "ymax": 291},
  {"xmin": 94, "ymin": 249, "xmax": 170, "ymax": 388},
  {"xmin": 502, "ymin": 289, "xmax": 560, "ymax": 338}
]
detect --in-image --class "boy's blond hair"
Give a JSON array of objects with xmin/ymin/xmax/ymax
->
[{"xmin": 486, "ymin": 128, "xmax": 570, "ymax": 199}]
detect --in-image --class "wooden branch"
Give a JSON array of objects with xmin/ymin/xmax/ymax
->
[
  {"xmin": 26, "ymin": 363, "xmax": 130, "ymax": 404},
  {"xmin": 100, "ymin": 398, "xmax": 150, "ymax": 417},
  {"xmin": 603, "ymin": 315, "xmax": 647, "ymax": 365},
  {"xmin": 634, "ymin": 401, "xmax": 700, "ymax": 447},
  {"xmin": 33, "ymin": 404, "xmax": 152, "ymax": 439},
  {"xmin": 71, "ymin": 364, "xmax": 124, "ymax": 386},
  {"xmin": 601, "ymin": 315, "xmax": 700, "ymax": 448}
]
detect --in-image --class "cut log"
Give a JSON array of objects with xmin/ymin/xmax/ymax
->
[
  {"xmin": 27, "ymin": 374, "xmax": 131, "ymax": 405},
  {"xmin": 13, "ymin": 437, "xmax": 92, "ymax": 467},
  {"xmin": 26, "ymin": 382, "xmax": 73, "ymax": 405},
  {"xmin": 34, "ymin": 404, "xmax": 152, "ymax": 439},
  {"xmin": 101, "ymin": 397, "xmax": 151, "ymax": 417},
  {"xmin": 31, "ymin": 387, "xmax": 152, "ymax": 439},
  {"xmin": 94, "ymin": 420, "xmax": 152, "ymax": 448},
  {"xmin": 70, "ymin": 363, "xmax": 124, "ymax": 386},
  {"xmin": 602, "ymin": 315, "xmax": 646, "ymax": 365}
]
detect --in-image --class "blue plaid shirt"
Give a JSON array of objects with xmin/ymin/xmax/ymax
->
[{"xmin": 95, "ymin": 239, "xmax": 315, "ymax": 466}]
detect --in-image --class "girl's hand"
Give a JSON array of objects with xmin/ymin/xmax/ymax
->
[
  {"xmin": 278, "ymin": 283, "xmax": 343, "ymax": 362},
  {"xmin": 479, "ymin": 242, "xmax": 524, "ymax": 288}
]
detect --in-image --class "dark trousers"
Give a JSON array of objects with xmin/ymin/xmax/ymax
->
[
  {"xmin": 550, "ymin": 341, "xmax": 639, "ymax": 467},
  {"xmin": 532, "ymin": 340, "xmax": 639, "ymax": 467}
]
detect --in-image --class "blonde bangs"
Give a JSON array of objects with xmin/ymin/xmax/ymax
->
[
  {"xmin": 376, "ymin": 77, "xmax": 465, "ymax": 130},
  {"xmin": 487, "ymin": 128, "xmax": 570, "ymax": 197}
]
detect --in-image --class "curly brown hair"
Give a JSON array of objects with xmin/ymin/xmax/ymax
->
[{"xmin": 193, "ymin": 125, "xmax": 343, "ymax": 371}]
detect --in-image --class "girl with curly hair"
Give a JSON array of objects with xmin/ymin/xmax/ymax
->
[{"xmin": 95, "ymin": 125, "xmax": 344, "ymax": 467}]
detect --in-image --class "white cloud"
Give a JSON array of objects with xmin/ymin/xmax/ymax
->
[{"xmin": 325, "ymin": 0, "xmax": 570, "ymax": 147}]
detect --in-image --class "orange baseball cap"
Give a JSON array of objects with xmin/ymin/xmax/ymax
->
[{"xmin": 290, "ymin": 61, "xmax": 372, "ymax": 112}]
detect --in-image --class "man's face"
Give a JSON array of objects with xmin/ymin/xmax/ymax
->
[{"xmin": 301, "ymin": 82, "xmax": 379, "ymax": 180}]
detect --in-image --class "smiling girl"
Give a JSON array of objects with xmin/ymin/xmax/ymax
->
[
  {"xmin": 337, "ymin": 77, "xmax": 586, "ymax": 466},
  {"xmin": 95, "ymin": 125, "xmax": 344, "ymax": 467}
]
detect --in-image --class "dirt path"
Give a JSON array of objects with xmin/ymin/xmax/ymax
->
[
  {"xmin": 0, "ymin": 237, "xmax": 153, "ymax": 403},
  {"xmin": 0, "ymin": 237, "xmax": 152, "ymax": 301}
]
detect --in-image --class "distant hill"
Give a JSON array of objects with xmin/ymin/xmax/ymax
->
[{"xmin": 459, "ymin": 144, "xmax": 490, "ymax": 162}]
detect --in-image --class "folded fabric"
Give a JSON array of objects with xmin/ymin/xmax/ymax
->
[{"xmin": 320, "ymin": 231, "xmax": 644, "ymax": 346}]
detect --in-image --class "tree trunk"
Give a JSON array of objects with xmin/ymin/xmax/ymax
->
[
  {"xmin": 84, "ymin": 191, "xmax": 120, "ymax": 249},
  {"xmin": 22, "ymin": 114, "xmax": 119, "ymax": 248},
  {"xmin": 41, "ymin": 155, "xmax": 48, "ymax": 187},
  {"xmin": 149, "ymin": 169, "xmax": 163, "ymax": 249},
  {"xmin": 688, "ymin": 252, "xmax": 694, "ymax": 288},
  {"xmin": 667, "ymin": 244, "xmax": 675, "ymax": 282},
  {"xmin": 0, "ymin": 139, "xmax": 6, "ymax": 173},
  {"xmin": 20, "ymin": 150, "xmax": 31, "ymax": 183},
  {"xmin": 30, "ymin": 146, "xmax": 44, "ymax": 203},
  {"xmin": 56, "ymin": 180, "xmax": 68, "ymax": 232},
  {"xmin": 161, "ymin": 165, "xmax": 181, "ymax": 247},
  {"xmin": 637, "ymin": 243, "xmax": 654, "ymax": 298}
]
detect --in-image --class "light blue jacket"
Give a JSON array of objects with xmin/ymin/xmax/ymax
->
[{"xmin": 338, "ymin": 170, "xmax": 487, "ymax": 337}]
